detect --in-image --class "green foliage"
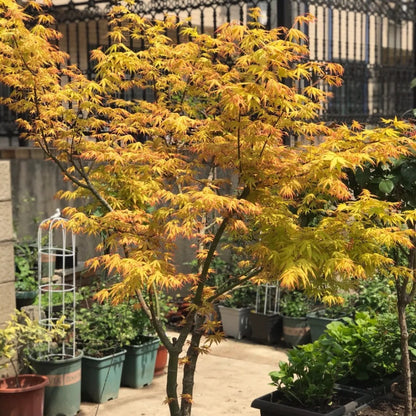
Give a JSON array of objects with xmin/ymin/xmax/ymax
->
[
  {"xmin": 0, "ymin": 310, "xmax": 68, "ymax": 381},
  {"xmin": 222, "ymin": 283, "xmax": 257, "ymax": 308},
  {"xmin": 280, "ymin": 290, "xmax": 312, "ymax": 317},
  {"xmin": 14, "ymin": 242, "xmax": 37, "ymax": 292},
  {"xmin": 354, "ymin": 275, "xmax": 396, "ymax": 315},
  {"xmin": 325, "ymin": 312, "xmax": 399, "ymax": 383},
  {"xmin": 34, "ymin": 290, "xmax": 76, "ymax": 308},
  {"xmin": 269, "ymin": 336, "xmax": 342, "ymax": 409},
  {"xmin": 76, "ymin": 300, "xmax": 139, "ymax": 357},
  {"xmin": 313, "ymin": 305, "xmax": 348, "ymax": 319},
  {"xmin": 270, "ymin": 311, "xmax": 401, "ymax": 409},
  {"xmin": 347, "ymin": 156, "xmax": 416, "ymax": 209}
]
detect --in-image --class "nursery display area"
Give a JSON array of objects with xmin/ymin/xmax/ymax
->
[{"xmin": 3, "ymin": 248, "xmax": 416, "ymax": 416}]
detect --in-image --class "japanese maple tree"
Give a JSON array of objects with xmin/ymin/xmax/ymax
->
[{"xmin": 2, "ymin": 1, "xmax": 416, "ymax": 415}]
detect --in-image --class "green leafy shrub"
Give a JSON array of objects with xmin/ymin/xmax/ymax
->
[
  {"xmin": 280, "ymin": 291, "xmax": 312, "ymax": 317},
  {"xmin": 76, "ymin": 300, "xmax": 138, "ymax": 357},
  {"xmin": 222, "ymin": 283, "xmax": 257, "ymax": 308},
  {"xmin": 34, "ymin": 290, "xmax": 76, "ymax": 308},
  {"xmin": 354, "ymin": 275, "xmax": 396, "ymax": 315},
  {"xmin": 269, "ymin": 336, "xmax": 342, "ymax": 410},
  {"xmin": 14, "ymin": 242, "xmax": 37, "ymax": 292},
  {"xmin": 76, "ymin": 283, "xmax": 170, "ymax": 356},
  {"xmin": 0, "ymin": 310, "xmax": 68, "ymax": 384},
  {"xmin": 325, "ymin": 312, "xmax": 399, "ymax": 383},
  {"xmin": 269, "ymin": 311, "xmax": 401, "ymax": 409}
]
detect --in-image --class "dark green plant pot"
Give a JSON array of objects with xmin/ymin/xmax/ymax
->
[
  {"xmin": 218, "ymin": 305, "xmax": 251, "ymax": 340},
  {"xmin": 82, "ymin": 349, "xmax": 126, "ymax": 403},
  {"xmin": 307, "ymin": 311, "xmax": 346, "ymax": 342},
  {"xmin": 121, "ymin": 336, "xmax": 159, "ymax": 388},
  {"xmin": 282, "ymin": 315, "xmax": 311, "ymax": 347},
  {"xmin": 15, "ymin": 290, "xmax": 37, "ymax": 309},
  {"xmin": 31, "ymin": 351, "xmax": 82, "ymax": 416},
  {"xmin": 247, "ymin": 312, "xmax": 282, "ymax": 345}
]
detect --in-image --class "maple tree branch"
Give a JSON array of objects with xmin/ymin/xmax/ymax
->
[
  {"xmin": 237, "ymin": 107, "xmax": 242, "ymax": 174},
  {"xmin": 208, "ymin": 266, "xmax": 262, "ymax": 303},
  {"xmin": 134, "ymin": 288, "xmax": 173, "ymax": 350},
  {"xmin": 10, "ymin": 34, "xmax": 114, "ymax": 213},
  {"xmin": 41, "ymin": 140, "xmax": 114, "ymax": 213},
  {"xmin": 194, "ymin": 186, "xmax": 251, "ymax": 306}
]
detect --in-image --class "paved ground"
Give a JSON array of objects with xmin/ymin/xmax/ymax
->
[{"xmin": 78, "ymin": 333, "xmax": 288, "ymax": 416}]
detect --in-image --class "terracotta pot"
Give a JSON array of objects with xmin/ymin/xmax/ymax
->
[
  {"xmin": 154, "ymin": 344, "xmax": 168, "ymax": 376},
  {"xmin": 0, "ymin": 374, "xmax": 49, "ymax": 416}
]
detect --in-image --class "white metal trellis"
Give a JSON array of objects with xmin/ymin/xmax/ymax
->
[
  {"xmin": 37, "ymin": 208, "xmax": 76, "ymax": 359},
  {"xmin": 255, "ymin": 284, "xmax": 280, "ymax": 315}
]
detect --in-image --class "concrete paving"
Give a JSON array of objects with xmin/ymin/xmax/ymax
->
[{"xmin": 78, "ymin": 333, "xmax": 288, "ymax": 416}]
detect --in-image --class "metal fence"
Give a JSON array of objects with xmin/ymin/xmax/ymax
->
[{"xmin": 1, "ymin": 0, "xmax": 414, "ymax": 143}]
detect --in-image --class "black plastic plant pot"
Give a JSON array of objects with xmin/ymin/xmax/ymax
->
[
  {"xmin": 251, "ymin": 386, "xmax": 372, "ymax": 416},
  {"xmin": 247, "ymin": 312, "xmax": 282, "ymax": 345},
  {"xmin": 54, "ymin": 248, "xmax": 78, "ymax": 269}
]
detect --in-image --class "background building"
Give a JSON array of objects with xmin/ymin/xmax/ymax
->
[{"xmin": 1, "ymin": 0, "xmax": 414, "ymax": 145}]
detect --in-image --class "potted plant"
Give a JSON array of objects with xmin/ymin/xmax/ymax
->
[
  {"xmin": 251, "ymin": 334, "xmax": 372, "ymax": 416},
  {"xmin": 14, "ymin": 242, "xmax": 38, "ymax": 309},
  {"xmin": 121, "ymin": 333, "xmax": 159, "ymax": 388},
  {"xmin": 218, "ymin": 282, "xmax": 257, "ymax": 340},
  {"xmin": 280, "ymin": 290, "xmax": 312, "ymax": 347},
  {"xmin": 119, "ymin": 298, "xmax": 158, "ymax": 388},
  {"xmin": 122, "ymin": 288, "xmax": 174, "ymax": 386},
  {"xmin": 76, "ymin": 297, "xmax": 135, "ymax": 403},
  {"xmin": 248, "ymin": 284, "xmax": 283, "ymax": 345},
  {"xmin": 30, "ymin": 342, "xmax": 83, "ymax": 416},
  {"xmin": 327, "ymin": 312, "xmax": 400, "ymax": 393},
  {"xmin": 252, "ymin": 309, "xmax": 404, "ymax": 416},
  {"xmin": 306, "ymin": 294, "xmax": 355, "ymax": 342},
  {"xmin": 0, "ymin": 310, "xmax": 67, "ymax": 416}
]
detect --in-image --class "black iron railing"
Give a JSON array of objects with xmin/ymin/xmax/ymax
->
[{"xmin": 1, "ymin": 0, "xmax": 414, "ymax": 143}]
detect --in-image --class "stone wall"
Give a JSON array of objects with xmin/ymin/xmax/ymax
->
[
  {"xmin": 0, "ymin": 147, "xmax": 194, "ymax": 296},
  {"xmin": 0, "ymin": 147, "xmax": 98, "ymax": 261},
  {"xmin": 0, "ymin": 160, "xmax": 15, "ymax": 376}
]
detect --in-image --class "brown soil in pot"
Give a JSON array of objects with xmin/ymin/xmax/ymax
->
[{"xmin": 356, "ymin": 397, "xmax": 410, "ymax": 416}]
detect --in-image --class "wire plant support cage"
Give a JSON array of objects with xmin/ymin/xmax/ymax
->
[
  {"xmin": 37, "ymin": 208, "xmax": 76, "ymax": 359},
  {"xmin": 255, "ymin": 284, "xmax": 281, "ymax": 315}
]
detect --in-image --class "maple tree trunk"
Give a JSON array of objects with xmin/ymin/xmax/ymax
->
[
  {"xmin": 180, "ymin": 315, "xmax": 205, "ymax": 416},
  {"xmin": 397, "ymin": 298, "xmax": 413, "ymax": 416},
  {"xmin": 166, "ymin": 347, "xmax": 181, "ymax": 416}
]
